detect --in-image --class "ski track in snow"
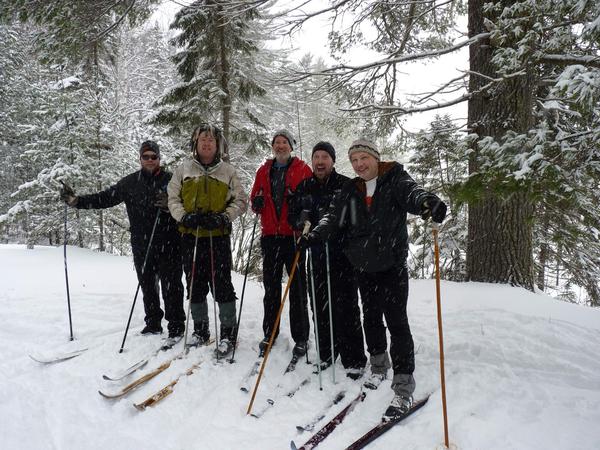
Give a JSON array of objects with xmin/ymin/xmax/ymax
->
[{"xmin": 1, "ymin": 244, "xmax": 600, "ymax": 450}]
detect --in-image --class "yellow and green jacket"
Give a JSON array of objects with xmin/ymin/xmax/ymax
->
[{"xmin": 167, "ymin": 158, "xmax": 247, "ymax": 237}]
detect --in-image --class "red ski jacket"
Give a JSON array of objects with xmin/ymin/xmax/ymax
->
[{"xmin": 250, "ymin": 157, "xmax": 312, "ymax": 236}]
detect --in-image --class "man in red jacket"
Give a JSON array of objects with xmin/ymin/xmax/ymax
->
[{"xmin": 250, "ymin": 130, "xmax": 312, "ymax": 360}]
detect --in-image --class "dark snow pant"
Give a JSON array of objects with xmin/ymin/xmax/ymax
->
[
  {"xmin": 181, "ymin": 234, "xmax": 237, "ymax": 336},
  {"xmin": 132, "ymin": 237, "xmax": 185, "ymax": 333},
  {"xmin": 357, "ymin": 263, "xmax": 415, "ymax": 376},
  {"xmin": 307, "ymin": 245, "xmax": 366, "ymax": 370},
  {"xmin": 260, "ymin": 235, "xmax": 309, "ymax": 345}
]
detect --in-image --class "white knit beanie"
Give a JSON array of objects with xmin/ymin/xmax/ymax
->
[{"xmin": 348, "ymin": 138, "xmax": 380, "ymax": 160}]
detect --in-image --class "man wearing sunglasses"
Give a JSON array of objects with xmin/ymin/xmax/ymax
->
[{"xmin": 59, "ymin": 141, "xmax": 186, "ymax": 341}]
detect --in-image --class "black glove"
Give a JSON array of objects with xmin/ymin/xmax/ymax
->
[
  {"xmin": 181, "ymin": 213, "xmax": 204, "ymax": 229},
  {"xmin": 297, "ymin": 231, "xmax": 319, "ymax": 251},
  {"xmin": 300, "ymin": 195, "xmax": 312, "ymax": 210},
  {"xmin": 197, "ymin": 212, "xmax": 231, "ymax": 230},
  {"xmin": 154, "ymin": 192, "xmax": 169, "ymax": 210},
  {"xmin": 252, "ymin": 195, "xmax": 264, "ymax": 213},
  {"xmin": 420, "ymin": 195, "xmax": 447, "ymax": 223},
  {"xmin": 59, "ymin": 182, "xmax": 78, "ymax": 206},
  {"xmin": 299, "ymin": 209, "xmax": 310, "ymax": 227}
]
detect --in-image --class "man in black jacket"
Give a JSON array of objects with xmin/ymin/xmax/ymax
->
[
  {"xmin": 298, "ymin": 138, "xmax": 447, "ymax": 421},
  {"xmin": 60, "ymin": 141, "xmax": 186, "ymax": 339},
  {"xmin": 289, "ymin": 141, "xmax": 366, "ymax": 378}
]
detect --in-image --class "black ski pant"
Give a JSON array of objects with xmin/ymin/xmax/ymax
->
[
  {"xmin": 132, "ymin": 237, "xmax": 185, "ymax": 332},
  {"xmin": 260, "ymin": 235, "xmax": 309, "ymax": 345},
  {"xmin": 307, "ymin": 245, "xmax": 366, "ymax": 369},
  {"xmin": 181, "ymin": 233, "xmax": 237, "ymax": 309},
  {"xmin": 357, "ymin": 263, "xmax": 415, "ymax": 376},
  {"xmin": 182, "ymin": 234, "xmax": 237, "ymax": 328}
]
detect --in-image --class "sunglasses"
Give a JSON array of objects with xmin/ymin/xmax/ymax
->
[{"xmin": 141, "ymin": 154, "xmax": 159, "ymax": 161}]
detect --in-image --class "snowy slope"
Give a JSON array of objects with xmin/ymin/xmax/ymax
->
[{"xmin": 1, "ymin": 244, "xmax": 599, "ymax": 450}]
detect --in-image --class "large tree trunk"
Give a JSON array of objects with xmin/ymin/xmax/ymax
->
[{"xmin": 466, "ymin": 0, "xmax": 535, "ymax": 289}]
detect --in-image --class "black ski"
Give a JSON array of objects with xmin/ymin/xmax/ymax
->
[
  {"xmin": 343, "ymin": 395, "xmax": 430, "ymax": 450},
  {"xmin": 291, "ymin": 391, "xmax": 366, "ymax": 450}
]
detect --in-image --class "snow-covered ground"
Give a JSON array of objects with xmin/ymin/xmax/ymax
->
[{"xmin": 1, "ymin": 244, "xmax": 599, "ymax": 450}]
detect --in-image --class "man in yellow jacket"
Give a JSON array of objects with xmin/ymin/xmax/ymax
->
[{"xmin": 168, "ymin": 124, "xmax": 247, "ymax": 356}]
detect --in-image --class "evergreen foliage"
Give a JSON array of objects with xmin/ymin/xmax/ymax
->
[
  {"xmin": 407, "ymin": 115, "xmax": 468, "ymax": 282},
  {"xmin": 152, "ymin": 0, "xmax": 272, "ymax": 159}
]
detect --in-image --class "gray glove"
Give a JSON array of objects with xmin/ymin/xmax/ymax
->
[
  {"xmin": 59, "ymin": 182, "xmax": 78, "ymax": 207},
  {"xmin": 154, "ymin": 192, "xmax": 169, "ymax": 210}
]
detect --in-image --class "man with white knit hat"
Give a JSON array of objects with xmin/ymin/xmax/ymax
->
[
  {"xmin": 298, "ymin": 137, "xmax": 447, "ymax": 421},
  {"xmin": 250, "ymin": 129, "xmax": 312, "ymax": 361}
]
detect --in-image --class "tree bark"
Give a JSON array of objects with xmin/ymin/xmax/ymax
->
[{"xmin": 466, "ymin": 0, "xmax": 535, "ymax": 289}]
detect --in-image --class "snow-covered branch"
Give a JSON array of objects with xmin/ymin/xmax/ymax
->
[{"xmin": 538, "ymin": 54, "xmax": 600, "ymax": 69}]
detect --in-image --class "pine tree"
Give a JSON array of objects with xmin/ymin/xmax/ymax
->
[
  {"xmin": 152, "ymin": 0, "xmax": 273, "ymax": 159},
  {"xmin": 408, "ymin": 115, "xmax": 467, "ymax": 281}
]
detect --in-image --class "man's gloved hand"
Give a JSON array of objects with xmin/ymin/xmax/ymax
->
[
  {"xmin": 420, "ymin": 195, "xmax": 447, "ymax": 223},
  {"xmin": 297, "ymin": 231, "xmax": 319, "ymax": 251},
  {"xmin": 59, "ymin": 182, "xmax": 78, "ymax": 207},
  {"xmin": 197, "ymin": 212, "xmax": 231, "ymax": 230},
  {"xmin": 299, "ymin": 209, "xmax": 310, "ymax": 227},
  {"xmin": 181, "ymin": 213, "xmax": 204, "ymax": 229},
  {"xmin": 251, "ymin": 195, "xmax": 264, "ymax": 213},
  {"xmin": 154, "ymin": 192, "xmax": 169, "ymax": 210},
  {"xmin": 300, "ymin": 195, "xmax": 312, "ymax": 211}
]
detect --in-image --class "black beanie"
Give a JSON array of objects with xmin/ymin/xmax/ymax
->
[
  {"xmin": 139, "ymin": 140, "xmax": 160, "ymax": 156},
  {"xmin": 312, "ymin": 141, "xmax": 336, "ymax": 162}
]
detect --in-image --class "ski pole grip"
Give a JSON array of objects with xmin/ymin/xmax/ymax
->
[{"xmin": 302, "ymin": 221, "xmax": 311, "ymax": 235}]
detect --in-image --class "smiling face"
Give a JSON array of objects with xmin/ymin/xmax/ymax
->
[
  {"xmin": 312, "ymin": 150, "xmax": 334, "ymax": 181},
  {"xmin": 196, "ymin": 131, "xmax": 218, "ymax": 164},
  {"xmin": 272, "ymin": 135, "xmax": 292, "ymax": 164},
  {"xmin": 350, "ymin": 151, "xmax": 379, "ymax": 181}
]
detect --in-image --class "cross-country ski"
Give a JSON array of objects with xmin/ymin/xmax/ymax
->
[
  {"xmin": 134, "ymin": 361, "xmax": 203, "ymax": 411},
  {"xmin": 29, "ymin": 348, "xmax": 88, "ymax": 364}
]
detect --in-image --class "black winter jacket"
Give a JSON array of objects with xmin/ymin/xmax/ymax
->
[
  {"xmin": 288, "ymin": 169, "xmax": 349, "ymax": 253},
  {"xmin": 313, "ymin": 162, "xmax": 432, "ymax": 273},
  {"xmin": 75, "ymin": 169, "xmax": 180, "ymax": 252}
]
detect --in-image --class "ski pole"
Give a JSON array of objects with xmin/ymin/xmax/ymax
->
[
  {"xmin": 118, "ymin": 210, "xmax": 161, "ymax": 353},
  {"xmin": 325, "ymin": 241, "xmax": 336, "ymax": 383},
  {"xmin": 432, "ymin": 222, "xmax": 450, "ymax": 448},
  {"xmin": 247, "ymin": 221, "xmax": 310, "ymax": 415},
  {"xmin": 209, "ymin": 230, "xmax": 219, "ymax": 360},
  {"xmin": 62, "ymin": 200, "xmax": 74, "ymax": 341},
  {"xmin": 183, "ymin": 228, "xmax": 200, "ymax": 350},
  {"xmin": 308, "ymin": 248, "xmax": 323, "ymax": 390},
  {"xmin": 230, "ymin": 213, "xmax": 258, "ymax": 363},
  {"xmin": 294, "ymin": 222, "xmax": 310, "ymax": 364},
  {"xmin": 293, "ymin": 227, "xmax": 310, "ymax": 366}
]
